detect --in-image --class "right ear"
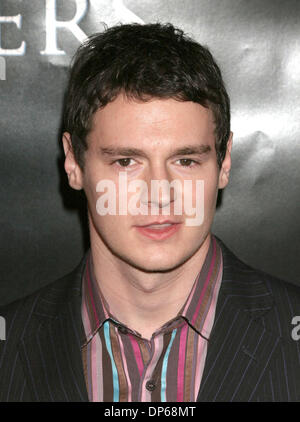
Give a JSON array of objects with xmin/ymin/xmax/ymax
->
[{"xmin": 62, "ymin": 132, "xmax": 83, "ymax": 190}]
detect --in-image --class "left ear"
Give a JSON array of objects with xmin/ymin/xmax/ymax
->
[{"xmin": 218, "ymin": 132, "xmax": 233, "ymax": 189}]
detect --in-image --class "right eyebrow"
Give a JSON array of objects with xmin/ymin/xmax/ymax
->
[{"xmin": 99, "ymin": 147, "xmax": 148, "ymax": 158}]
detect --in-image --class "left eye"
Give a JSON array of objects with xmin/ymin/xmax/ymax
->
[{"xmin": 176, "ymin": 158, "xmax": 198, "ymax": 167}]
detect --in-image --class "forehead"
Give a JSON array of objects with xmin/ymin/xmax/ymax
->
[{"xmin": 89, "ymin": 94, "xmax": 216, "ymax": 149}]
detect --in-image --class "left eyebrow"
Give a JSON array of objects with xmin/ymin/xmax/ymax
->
[{"xmin": 169, "ymin": 145, "xmax": 211, "ymax": 157}]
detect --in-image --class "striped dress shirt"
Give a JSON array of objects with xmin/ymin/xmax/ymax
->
[{"xmin": 81, "ymin": 235, "xmax": 223, "ymax": 402}]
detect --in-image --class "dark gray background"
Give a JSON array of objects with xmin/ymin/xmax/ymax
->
[{"xmin": 0, "ymin": 0, "xmax": 299, "ymax": 306}]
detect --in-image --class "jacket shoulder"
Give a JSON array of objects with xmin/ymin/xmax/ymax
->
[
  {"xmin": 0, "ymin": 256, "xmax": 86, "ymax": 343},
  {"xmin": 218, "ymin": 235, "xmax": 300, "ymax": 294},
  {"xmin": 218, "ymin": 237, "xmax": 300, "ymax": 338}
]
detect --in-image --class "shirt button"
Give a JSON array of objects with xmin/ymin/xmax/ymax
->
[
  {"xmin": 146, "ymin": 380, "xmax": 156, "ymax": 391},
  {"xmin": 118, "ymin": 326, "xmax": 128, "ymax": 335}
]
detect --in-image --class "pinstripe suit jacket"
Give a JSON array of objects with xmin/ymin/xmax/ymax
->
[{"xmin": 0, "ymin": 239, "xmax": 299, "ymax": 402}]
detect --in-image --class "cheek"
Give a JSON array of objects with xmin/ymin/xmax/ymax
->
[
  {"xmin": 204, "ymin": 176, "xmax": 219, "ymax": 205},
  {"xmin": 189, "ymin": 171, "xmax": 218, "ymax": 210},
  {"xmin": 85, "ymin": 181, "xmax": 99, "ymax": 213},
  {"xmin": 83, "ymin": 166, "xmax": 116, "ymax": 209}
]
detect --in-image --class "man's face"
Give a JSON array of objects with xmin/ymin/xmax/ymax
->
[{"xmin": 64, "ymin": 95, "xmax": 231, "ymax": 272}]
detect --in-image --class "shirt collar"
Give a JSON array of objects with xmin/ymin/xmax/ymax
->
[
  {"xmin": 178, "ymin": 234, "xmax": 223, "ymax": 337},
  {"xmin": 81, "ymin": 234, "xmax": 223, "ymax": 345},
  {"xmin": 81, "ymin": 252, "xmax": 110, "ymax": 345}
]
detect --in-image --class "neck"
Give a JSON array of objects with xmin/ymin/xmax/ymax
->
[{"xmin": 90, "ymin": 231, "xmax": 211, "ymax": 340}]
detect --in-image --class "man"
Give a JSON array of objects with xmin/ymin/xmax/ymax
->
[{"xmin": 0, "ymin": 23, "xmax": 299, "ymax": 402}]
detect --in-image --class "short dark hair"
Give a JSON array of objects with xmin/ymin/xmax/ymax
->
[{"xmin": 63, "ymin": 22, "xmax": 230, "ymax": 169}]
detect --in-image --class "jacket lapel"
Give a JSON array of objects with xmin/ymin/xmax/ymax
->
[
  {"xmin": 18, "ymin": 259, "xmax": 89, "ymax": 402},
  {"xmin": 197, "ymin": 240, "xmax": 282, "ymax": 401}
]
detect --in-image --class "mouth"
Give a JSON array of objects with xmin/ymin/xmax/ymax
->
[{"xmin": 134, "ymin": 221, "xmax": 182, "ymax": 240}]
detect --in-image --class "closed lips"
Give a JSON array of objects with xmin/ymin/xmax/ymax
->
[{"xmin": 144, "ymin": 223, "xmax": 173, "ymax": 229}]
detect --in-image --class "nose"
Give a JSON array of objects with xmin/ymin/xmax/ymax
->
[{"xmin": 140, "ymin": 164, "xmax": 177, "ymax": 211}]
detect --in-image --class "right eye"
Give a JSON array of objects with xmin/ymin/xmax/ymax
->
[{"xmin": 113, "ymin": 158, "xmax": 135, "ymax": 167}]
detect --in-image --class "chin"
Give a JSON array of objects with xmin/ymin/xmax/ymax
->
[
  {"xmin": 116, "ymin": 250, "xmax": 192, "ymax": 273},
  {"xmin": 130, "ymin": 263, "xmax": 182, "ymax": 274}
]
